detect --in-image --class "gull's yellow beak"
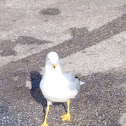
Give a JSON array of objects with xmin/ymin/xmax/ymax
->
[{"xmin": 53, "ymin": 63, "xmax": 56, "ymax": 68}]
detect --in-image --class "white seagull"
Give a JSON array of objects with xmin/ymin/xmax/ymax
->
[{"xmin": 40, "ymin": 52, "xmax": 84, "ymax": 126}]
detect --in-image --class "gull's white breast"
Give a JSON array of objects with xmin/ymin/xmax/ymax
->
[{"xmin": 40, "ymin": 71, "xmax": 79, "ymax": 103}]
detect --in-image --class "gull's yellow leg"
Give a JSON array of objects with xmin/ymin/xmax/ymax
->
[
  {"xmin": 61, "ymin": 100, "xmax": 71, "ymax": 121},
  {"xmin": 41, "ymin": 105, "xmax": 50, "ymax": 126}
]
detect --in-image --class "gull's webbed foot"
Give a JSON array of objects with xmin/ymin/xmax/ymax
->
[
  {"xmin": 61, "ymin": 113, "xmax": 70, "ymax": 121},
  {"xmin": 41, "ymin": 121, "xmax": 49, "ymax": 126}
]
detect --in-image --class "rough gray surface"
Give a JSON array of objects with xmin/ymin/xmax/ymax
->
[{"xmin": 0, "ymin": 0, "xmax": 126, "ymax": 126}]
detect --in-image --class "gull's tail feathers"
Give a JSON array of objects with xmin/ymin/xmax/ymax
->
[{"xmin": 80, "ymin": 81, "xmax": 85, "ymax": 85}]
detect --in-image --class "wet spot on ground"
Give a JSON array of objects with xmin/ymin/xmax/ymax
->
[
  {"xmin": 40, "ymin": 8, "xmax": 61, "ymax": 15},
  {"xmin": 16, "ymin": 36, "xmax": 52, "ymax": 45},
  {"xmin": 0, "ymin": 49, "xmax": 17, "ymax": 56}
]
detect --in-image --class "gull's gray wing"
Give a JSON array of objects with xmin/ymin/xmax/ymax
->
[{"xmin": 63, "ymin": 72, "xmax": 80, "ymax": 91}]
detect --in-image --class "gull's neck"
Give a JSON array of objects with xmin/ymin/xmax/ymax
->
[{"xmin": 45, "ymin": 64, "xmax": 62, "ymax": 75}]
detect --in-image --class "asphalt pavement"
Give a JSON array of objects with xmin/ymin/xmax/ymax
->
[{"xmin": 0, "ymin": 0, "xmax": 126, "ymax": 126}]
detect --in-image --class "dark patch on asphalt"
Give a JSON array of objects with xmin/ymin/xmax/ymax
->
[
  {"xmin": 0, "ymin": 36, "xmax": 52, "ymax": 57},
  {"xmin": 0, "ymin": 40, "xmax": 17, "ymax": 56},
  {"xmin": 40, "ymin": 8, "xmax": 60, "ymax": 15},
  {"xmin": 16, "ymin": 36, "xmax": 52, "ymax": 45},
  {"xmin": 70, "ymin": 27, "xmax": 89, "ymax": 37},
  {"xmin": 0, "ymin": 49, "xmax": 17, "ymax": 56},
  {"xmin": 0, "ymin": 40, "xmax": 16, "ymax": 49}
]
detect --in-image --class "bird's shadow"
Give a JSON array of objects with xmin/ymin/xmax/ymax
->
[
  {"xmin": 30, "ymin": 70, "xmax": 47, "ymax": 113},
  {"xmin": 30, "ymin": 70, "xmax": 67, "ymax": 114}
]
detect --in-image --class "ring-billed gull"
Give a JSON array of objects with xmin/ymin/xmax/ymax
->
[{"xmin": 40, "ymin": 52, "xmax": 84, "ymax": 126}]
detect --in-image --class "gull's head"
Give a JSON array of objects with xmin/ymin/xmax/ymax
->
[{"xmin": 46, "ymin": 52, "xmax": 60, "ymax": 69}]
